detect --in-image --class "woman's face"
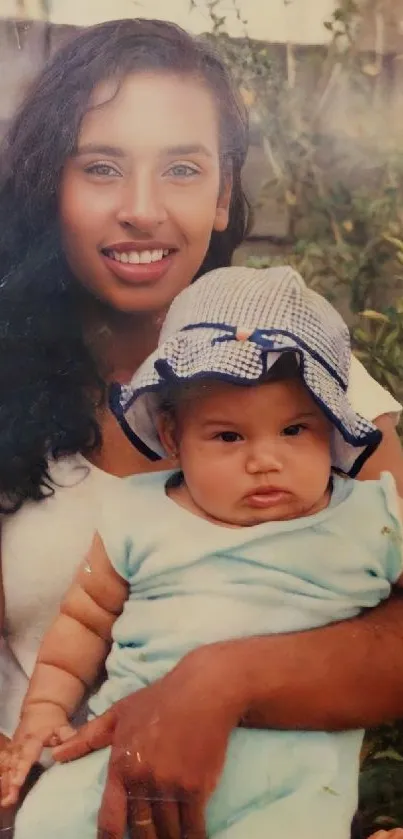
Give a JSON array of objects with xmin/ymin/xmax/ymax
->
[{"xmin": 59, "ymin": 72, "xmax": 231, "ymax": 314}]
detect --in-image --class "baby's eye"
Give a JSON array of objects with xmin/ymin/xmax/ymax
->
[
  {"xmin": 214, "ymin": 431, "xmax": 243, "ymax": 443},
  {"xmin": 282, "ymin": 424, "xmax": 306, "ymax": 437}
]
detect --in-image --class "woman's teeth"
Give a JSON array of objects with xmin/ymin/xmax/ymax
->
[{"xmin": 108, "ymin": 249, "xmax": 170, "ymax": 264}]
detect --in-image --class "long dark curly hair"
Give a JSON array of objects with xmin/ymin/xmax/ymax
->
[{"xmin": 0, "ymin": 18, "xmax": 250, "ymax": 512}]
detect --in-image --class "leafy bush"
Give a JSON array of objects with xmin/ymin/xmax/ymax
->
[{"xmin": 354, "ymin": 299, "xmax": 403, "ymax": 438}]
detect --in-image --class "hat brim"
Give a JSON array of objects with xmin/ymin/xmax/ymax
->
[{"xmin": 112, "ymin": 331, "xmax": 381, "ymax": 477}]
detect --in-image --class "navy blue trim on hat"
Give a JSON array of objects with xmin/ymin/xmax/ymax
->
[
  {"xmin": 303, "ymin": 389, "xmax": 382, "ymax": 476},
  {"xmin": 349, "ymin": 438, "xmax": 381, "ymax": 478},
  {"xmin": 108, "ymin": 383, "xmax": 161, "ymax": 462},
  {"xmin": 293, "ymin": 352, "xmax": 382, "ymax": 476}
]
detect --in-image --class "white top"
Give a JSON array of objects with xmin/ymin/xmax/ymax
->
[{"xmin": 0, "ymin": 356, "xmax": 401, "ymax": 738}]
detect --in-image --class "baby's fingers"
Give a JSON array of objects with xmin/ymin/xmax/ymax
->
[
  {"xmin": 53, "ymin": 724, "xmax": 76, "ymax": 746},
  {"xmin": 1, "ymin": 737, "xmax": 42, "ymax": 807},
  {"xmin": 1, "ymin": 768, "xmax": 18, "ymax": 808},
  {"xmin": 0, "ymin": 748, "xmax": 12, "ymax": 806},
  {"xmin": 0, "ymin": 748, "xmax": 18, "ymax": 808}
]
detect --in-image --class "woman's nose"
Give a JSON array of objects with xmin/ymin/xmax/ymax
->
[{"xmin": 116, "ymin": 173, "xmax": 167, "ymax": 231}]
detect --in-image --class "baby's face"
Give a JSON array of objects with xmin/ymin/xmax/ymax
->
[{"xmin": 164, "ymin": 378, "xmax": 333, "ymax": 526}]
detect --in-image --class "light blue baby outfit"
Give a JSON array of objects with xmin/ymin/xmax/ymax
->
[{"xmin": 15, "ymin": 470, "xmax": 403, "ymax": 839}]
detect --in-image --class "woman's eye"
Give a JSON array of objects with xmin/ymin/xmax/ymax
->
[
  {"xmin": 166, "ymin": 163, "xmax": 200, "ymax": 179},
  {"xmin": 85, "ymin": 163, "xmax": 120, "ymax": 177},
  {"xmin": 282, "ymin": 424, "xmax": 305, "ymax": 437},
  {"xmin": 215, "ymin": 431, "xmax": 242, "ymax": 443}
]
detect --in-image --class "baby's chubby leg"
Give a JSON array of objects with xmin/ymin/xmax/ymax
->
[
  {"xmin": 14, "ymin": 747, "xmax": 111, "ymax": 839},
  {"xmin": 206, "ymin": 727, "xmax": 360, "ymax": 839},
  {"xmin": 211, "ymin": 783, "xmax": 354, "ymax": 839}
]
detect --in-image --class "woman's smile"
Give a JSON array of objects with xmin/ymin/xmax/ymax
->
[{"xmin": 100, "ymin": 240, "xmax": 177, "ymax": 285}]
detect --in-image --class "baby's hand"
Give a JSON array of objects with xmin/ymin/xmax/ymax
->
[{"xmin": 0, "ymin": 703, "xmax": 74, "ymax": 806}]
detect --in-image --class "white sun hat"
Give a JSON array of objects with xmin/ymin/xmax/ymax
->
[{"xmin": 110, "ymin": 265, "xmax": 381, "ymax": 476}]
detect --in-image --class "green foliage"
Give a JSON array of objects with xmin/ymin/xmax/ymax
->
[
  {"xmin": 357, "ymin": 725, "xmax": 403, "ymax": 836},
  {"xmin": 353, "ymin": 301, "xmax": 403, "ymax": 422}
]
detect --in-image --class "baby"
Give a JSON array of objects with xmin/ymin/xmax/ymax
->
[{"xmin": 4, "ymin": 266, "xmax": 403, "ymax": 839}]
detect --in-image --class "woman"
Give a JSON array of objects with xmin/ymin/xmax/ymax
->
[{"xmin": 0, "ymin": 18, "xmax": 402, "ymax": 839}]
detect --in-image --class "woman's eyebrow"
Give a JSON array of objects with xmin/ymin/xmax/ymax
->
[
  {"xmin": 161, "ymin": 144, "xmax": 213, "ymax": 158},
  {"xmin": 74, "ymin": 143, "xmax": 126, "ymax": 157},
  {"xmin": 73, "ymin": 143, "xmax": 213, "ymax": 159}
]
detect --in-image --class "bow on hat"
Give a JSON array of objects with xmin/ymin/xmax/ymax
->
[{"xmin": 181, "ymin": 322, "xmax": 347, "ymax": 391}]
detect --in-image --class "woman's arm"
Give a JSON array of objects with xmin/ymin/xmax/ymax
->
[{"xmin": 218, "ymin": 593, "xmax": 403, "ymax": 730}]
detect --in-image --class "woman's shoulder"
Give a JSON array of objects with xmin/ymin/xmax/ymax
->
[
  {"xmin": 2, "ymin": 454, "xmax": 124, "ymax": 541},
  {"xmin": 47, "ymin": 453, "xmax": 122, "ymax": 487},
  {"xmin": 348, "ymin": 355, "xmax": 401, "ymax": 421}
]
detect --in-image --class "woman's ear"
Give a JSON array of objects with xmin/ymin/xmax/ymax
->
[
  {"xmin": 213, "ymin": 172, "xmax": 232, "ymax": 232},
  {"xmin": 155, "ymin": 412, "xmax": 179, "ymax": 461}
]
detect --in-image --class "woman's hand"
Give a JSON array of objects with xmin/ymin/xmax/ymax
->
[
  {"xmin": 0, "ymin": 703, "xmax": 73, "ymax": 807},
  {"xmin": 54, "ymin": 648, "xmax": 243, "ymax": 839}
]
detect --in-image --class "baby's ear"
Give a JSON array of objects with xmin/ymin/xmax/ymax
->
[{"xmin": 155, "ymin": 412, "xmax": 179, "ymax": 460}]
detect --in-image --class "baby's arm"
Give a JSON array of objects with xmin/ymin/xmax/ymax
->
[
  {"xmin": 0, "ymin": 532, "xmax": 128, "ymax": 805},
  {"xmin": 25, "ymin": 531, "xmax": 128, "ymax": 714}
]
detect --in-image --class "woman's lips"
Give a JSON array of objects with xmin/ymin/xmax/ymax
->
[{"xmin": 101, "ymin": 248, "xmax": 175, "ymax": 284}]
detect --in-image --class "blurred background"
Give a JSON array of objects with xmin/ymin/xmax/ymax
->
[{"xmin": 1, "ymin": 2, "xmax": 403, "ymax": 833}]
